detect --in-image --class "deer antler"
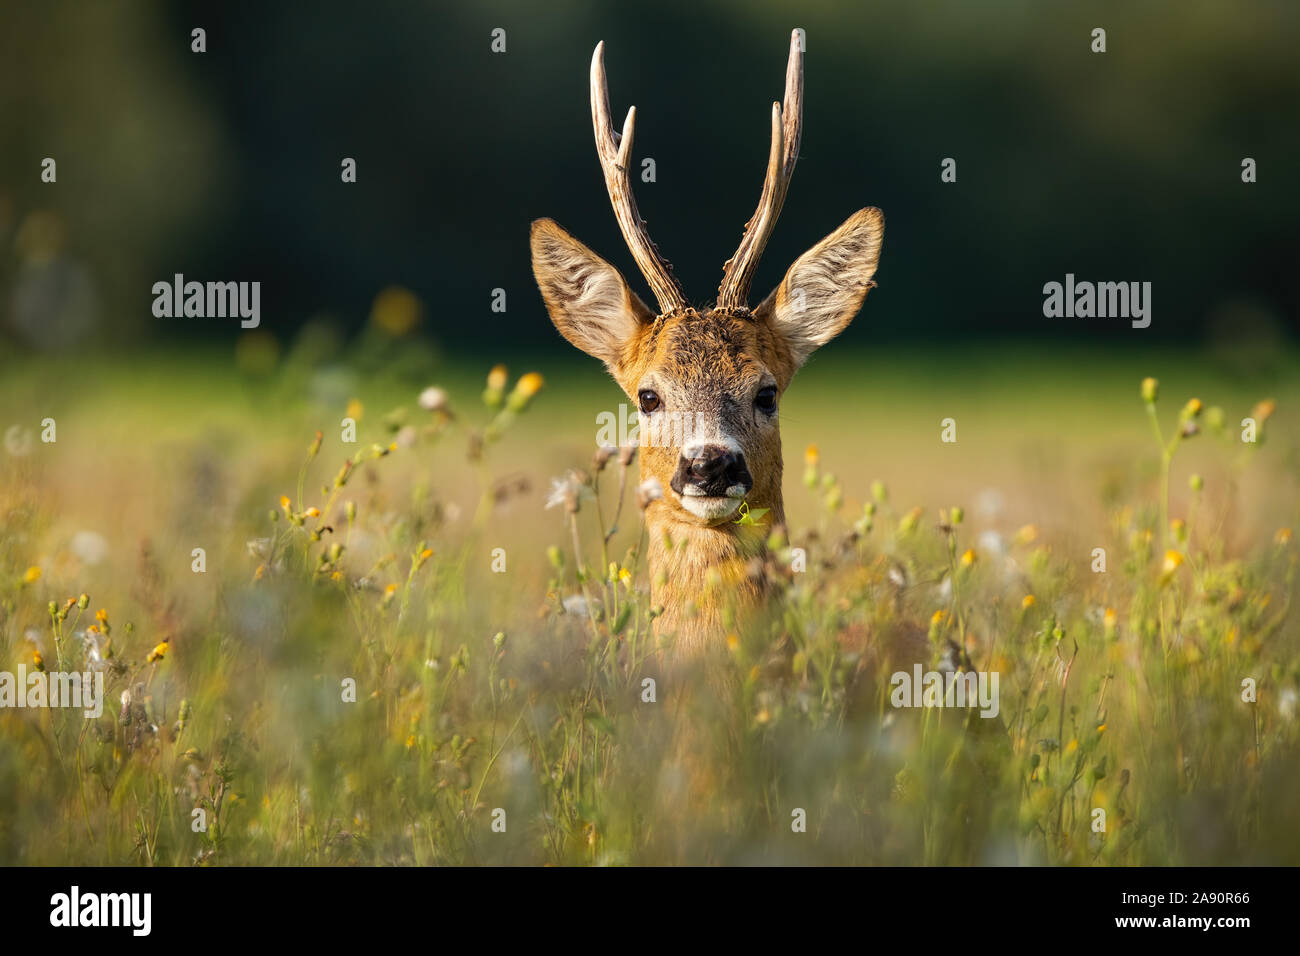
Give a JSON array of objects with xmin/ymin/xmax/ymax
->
[
  {"xmin": 590, "ymin": 41, "xmax": 686, "ymax": 316},
  {"xmin": 716, "ymin": 29, "xmax": 804, "ymax": 311}
]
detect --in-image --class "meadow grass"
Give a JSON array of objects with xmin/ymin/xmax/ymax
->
[{"xmin": 0, "ymin": 343, "xmax": 1296, "ymax": 864}]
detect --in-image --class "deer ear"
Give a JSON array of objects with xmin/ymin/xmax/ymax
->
[
  {"xmin": 756, "ymin": 208, "xmax": 883, "ymax": 368},
  {"xmin": 530, "ymin": 218, "xmax": 654, "ymax": 368}
]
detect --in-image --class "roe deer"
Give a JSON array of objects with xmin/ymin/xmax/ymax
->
[{"xmin": 531, "ymin": 29, "xmax": 884, "ymax": 654}]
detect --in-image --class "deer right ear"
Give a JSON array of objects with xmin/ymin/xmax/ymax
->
[{"xmin": 530, "ymin": 218, "xmax": 655, "ymax": 368}]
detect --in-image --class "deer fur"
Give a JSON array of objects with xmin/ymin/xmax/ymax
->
[{"xmin": 531, "ymin": 32, "xmax": 884, "ymax": 654}]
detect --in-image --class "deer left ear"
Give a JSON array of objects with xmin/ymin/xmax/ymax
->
[{"xmin": 756, "ymin": 207, "xmax": 884, "ymax": 368}]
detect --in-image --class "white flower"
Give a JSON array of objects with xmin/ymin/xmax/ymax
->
[
  {"xmin": 636, "ymin": 477, "xmax": 663, "ymax": 510},
  {"xmin": 417, "ymin": 386, "xmax": 448, "ymax": 411},
  {"xmin": 546, "ymin": 472, "xmax": 590, "ymax": 513},
  {"xmin": 70, "ymin": 530, "xmax": 109, "ymax": 565}
]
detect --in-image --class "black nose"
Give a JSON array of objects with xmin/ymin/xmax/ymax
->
[{"xmin": 670, "ymin": 445, "xmax": 753, "ymax": 497}]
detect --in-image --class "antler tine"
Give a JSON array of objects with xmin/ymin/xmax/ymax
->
[
  {"xmin": 717, "ymin": 29, "xmax": 805, "ymax": 310},
  {"xmin": 590, "ymin": 41, "xmax": 686, "ymax": 316}
]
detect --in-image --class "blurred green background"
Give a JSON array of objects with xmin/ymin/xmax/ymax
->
[{"xmin": 1, "ymin": 0, "xmax": 1296, "ymax": 356}]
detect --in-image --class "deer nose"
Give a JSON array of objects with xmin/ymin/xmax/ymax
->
[{"xmin": 671, "ymin": 445, "xmax": 753, "ymax": 498}]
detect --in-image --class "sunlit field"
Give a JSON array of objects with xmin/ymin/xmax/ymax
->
[{"xmin": 1, "ymin": 336, "xmax": 1297, "ymax": 865}]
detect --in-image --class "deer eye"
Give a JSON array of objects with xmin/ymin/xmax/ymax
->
[
  {"xmin": 638, "ymin": 389, "xmax": 661, "ymax": 414},
  {"xmin": 755, "ymin": 386, "xmax": 778, "ymax": 414}
]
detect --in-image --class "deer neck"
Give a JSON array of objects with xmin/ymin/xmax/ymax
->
[{"xmin": 643, "ymin": 473, "xmax": 784, "ymax": 653}]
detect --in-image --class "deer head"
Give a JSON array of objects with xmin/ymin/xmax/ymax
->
[{"xmin": 531, "ymin": 30, "xmax": 883, "ymax": 639}]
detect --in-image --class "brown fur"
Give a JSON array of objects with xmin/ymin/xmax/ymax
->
[{"xmin": 531, "ymin": 211, "xmax": 884, "ymax": 654}]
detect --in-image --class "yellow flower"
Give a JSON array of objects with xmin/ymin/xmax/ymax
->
[
  {"xmin": 346, "ymin": 398, "xmax": 364, "ymax": 421},
  {"xmin": 1014, "ymin": 524, "xmax": 1038, "ymax": 545},
  {"xmin": 1276, "ymin": 528, "xmax": 1293, "ymax": 546},
  {"xmin": 1140, "ymin": 377, "xmax": 1159, "ymax": 403},
  {"xmin": 960, "ymin": 548, "xmax": 976, "ymax": 567},
  {"xmin": 95, "ymin": 608, "xmax": 108, "ymax": 623},
  {"xmin": 280, "ymin": 495, "xmax": 292, "ymax": 512},
  {"xmin": 23, "ymin": 566, "xmax": 41, "ymax": 584},
  {"xmin": 726, "ymin": 633, "xmax": 739, "ymax": 651},
  {"xmin": 1251, "ymin": 398, "xmax": 1276, "ymax": 424},
  {"xmin": 304, "ymin": 507, "xmax": 321, "ymax": 518},
  {"xmin": 147, "ymin": 642, "xmax": 169, "ymax": 663},
  {"xmin": 898, "ymin": 506, "xmax": 923, "ymax": 534},
  {"xmin": 487, "ymin": 364, "xmax": 508, "ymax": 392},
  {"xmin": 1162, "ymin": 550, "xmax": 1184, "ymax": 574},
  {"xmin": 931, "ymin": 609, "xmax": 947, "ymax": 625},
  {"xmin": 1103, "ymin": 607, "xmax": 1117, "ymax": 631},
  {"xmin": 1021, "ymin": 595, "xmax": 1036, "ymax": 609},
  {"xmin": 515, "ymin": 372, "xmax": 544, "ymax": 398},
  {"xmin": 33, "ymin": 649, "xmax": 45, "ymax": 672},
  {"xmin": 804, "ymin": 444, "xmax": 820, "ymax": 468}
]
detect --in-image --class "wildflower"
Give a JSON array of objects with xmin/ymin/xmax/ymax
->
[
  {"xmin": 618, "ymin": 443, "xmax": 637, "ymax": 467},
  {"xmin": 804, "ymin": 444, "xmax": 819, "ymax": 468},
  {"xmin": 506, "ymin": 372, "xmax": 545, "ymax": 412},
  {"xmin": 1170, "ymin": 518, "xmax": 1187, "ymax": 545},
  {"xmin": 1160, "ymin": 550, "xmax": 1184, "ymax": 585},
  {"xmin": 562, "ymin": 594, "xmax": 590, "ymax": 617},
  {"xmin": 418, "ymin": 386, "xmax": 448, "ymax": 412},
  {"xmin": 147, "ymin": 641, "xmax": 169, "ymax": 663},
  {"xmin": 1180, "ymin": 397, "xmax": 1203, "ymax": 420},
  {"xmin": 70, "ymin": 530, "xmax": 109, "ymax": 565},
  {"xmin": 546, "ymin": 472, "xmax": 588, "ymax": 514},
  {"xmin": 1014, "ymin": 524, "xmax": 1038, "ymax": 545},
  {"xmin": 346, "ymin": 398, "xmax": 364, "ymax": 421},
  {"xmin": 1251, "ymin": 398, "xmax": 1276, "ymax": 424},
  {"xmin": 1275, "ymin": 528, "xmax": 1292, "ymax": 546},
  {"xmin": 482, "ymin": 364, "xmax": 509, "ymax": 409},
  {"xmin": 33, "ymin": 649, "xmax": 45, "ymax": 672},
  {"xmin": 960, "ymin": 548, "xmax": 976, "ymax": 567},
  {"xmin": 592, "ymin": 444, "xmax": 617, "ymax": 472},
  {"xmin": 305, "ymin": 507, "xmax": 321, "ymax": 519},
  {"xmin": 280, "ymin": 495, "xmax": 292, "ymax": 513},
  {"xmin": 23, "ymin": 566, "xmax": 41, "ymax": 584},
  {"xmin": 77, "ymin": 593, "xmax": 89, "ymax": 610},
  {"xmin": 618, "ymin": 567, "xmax": 633, "ymax": 591},
  {"xmin": 898, "ymin": 506, "xmax": 923, "ymax": 535},
  {"xmin": 1022, "ymin": 595, "xmax": 1036, "ymax": 609},
  {"xmin": 1140, "ymin": 377, "xmax": 1159, "ymax": 403},
  {"xmin": 726, "ymin": 633, "xmax": 740, "ymax": 651},
  {"xmin": 1103, "ymin": 607, "xmax": 1118, "ymax": 636},
  {"xmin": 636, "ymin": 477, "xmax": 663, "ymax": 510}
]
